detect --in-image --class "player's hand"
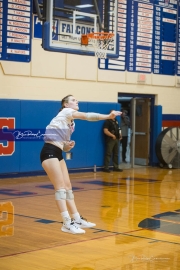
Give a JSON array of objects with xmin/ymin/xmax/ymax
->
[
  {"xmin": 109, "ymin": 110, "xmax": 122, "ymax": 119},
  {"xmin": 63, "ymin": 140, "xmax": 75, "ymax": 152}
]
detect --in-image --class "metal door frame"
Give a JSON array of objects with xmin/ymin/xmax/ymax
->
[{"xmin": 118, "ymin": 93, "xmax": 155, "ymax": 167}]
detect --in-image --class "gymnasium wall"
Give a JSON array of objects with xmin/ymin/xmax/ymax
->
[
  {"xmin": 0, "ymin": 99, "xmax": 120, "ymax": 175},
  {"xmin": 0, "ymin": 8, "xmax": 179, "ymax": 175},
  {"xmin": 0, "ymin": 35, "xmax": 180, "ymax": 115}
]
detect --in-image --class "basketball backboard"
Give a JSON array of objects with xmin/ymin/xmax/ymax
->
[{"xmin": 42, "ymin": 0, "xmax": 119, "ymax": 58}]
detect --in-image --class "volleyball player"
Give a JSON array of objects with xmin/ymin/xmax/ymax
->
[{"xmin": 40, "ymin": 95, "xmax": 122, "ymax": 234}]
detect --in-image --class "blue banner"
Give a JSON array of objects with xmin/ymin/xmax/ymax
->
[
  {"xmin": 126, "ymin": 0, "xmax": 154, "ymax": 73},
  {"xmin": 177, "ymin": 0, "xmax": 180, "ymax": 76},
  {"xmin": 153, "ymin": 0, "xmax": 177, "ymax": 75},
  {"xmin": 0, "ymin": 0, "xmax": 32, "ymax": 62}
]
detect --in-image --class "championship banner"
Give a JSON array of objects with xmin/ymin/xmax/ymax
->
[
  {"xmin": 0, "ymin": 0, "xmax": 32, "ymax": 62},
  {"xmin": 152, "ymin": 0, "xmax": 177, "ymax": 75},
  {"xmin": 126, "ymin": 0, "xmax": 154, "ymax": 73}
]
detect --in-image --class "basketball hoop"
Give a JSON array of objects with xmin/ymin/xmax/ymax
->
[{"xmin": 81, "ymin": 32, "xmax": 114, "ymax": 59}]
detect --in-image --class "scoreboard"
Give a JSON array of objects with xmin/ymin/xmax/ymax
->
[
  {"xmin": 99, "ymin": 0, "xmax": 179, "ymax": 76},
  {"xmin": 0, "ymin": 0, "xmax": 32, "ymax": 62}
]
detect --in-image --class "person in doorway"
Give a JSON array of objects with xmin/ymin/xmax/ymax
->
[
  {"xmin": 40, "ymin": 95, "xmax": 122, "ymax": 234},
  {"xmin": 120, "ymin": 110, "xmax": 130, "ymax": 163},
  {"xmin": 103, "ymin": 110, "xmax": 123, "ymax": 173}
]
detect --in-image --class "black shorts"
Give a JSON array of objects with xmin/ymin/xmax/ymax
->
[{"xmin": 40, "ymin": 143, "xmax": 63, "ymax": 163}]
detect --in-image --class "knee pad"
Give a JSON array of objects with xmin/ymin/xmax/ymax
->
[
  {"xmin": 55, "ymin": 189, "xmax": 66, "ymax": 200},
  {"xmin": 66, "ymin": 190, "xmax": 74, "ymax": 200}
]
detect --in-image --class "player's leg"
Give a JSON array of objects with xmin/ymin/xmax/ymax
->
[
  {"xmin": 60, "ymin": 159, "xmax": 96, "ymax": 228},
  {"xmin": 42, "ymin": 158, "xmax": 85, "ymax": 234},
  {"xmin": 60, "ymin": 160, "xmax": 96, "ymax": 228}
]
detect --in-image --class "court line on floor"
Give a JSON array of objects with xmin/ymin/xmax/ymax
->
[
  {"xmin": 0, "ymin": 184, "xmax": 177, "ymax": 202},
  {"xmin": 1, "ymin": 227, "xmax": 180, "ymax": 259}
]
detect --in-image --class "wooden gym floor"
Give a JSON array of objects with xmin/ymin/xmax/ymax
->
[{"xmin": 0, "ymin": 167, "xmax": 180, "ymax": 270}]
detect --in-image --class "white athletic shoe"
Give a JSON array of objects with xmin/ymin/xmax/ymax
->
[
  {"xmin": 74, "ymin": 216, "xmax": 96, "ymax": 228},
  {"xmin": 61, "ymin": 221, "xmax": 85, "ymax": 234}
]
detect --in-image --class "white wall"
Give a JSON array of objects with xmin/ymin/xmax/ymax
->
[{"xmin": 0, "ymin": 38, "xmax": 180, "ymax": 114}]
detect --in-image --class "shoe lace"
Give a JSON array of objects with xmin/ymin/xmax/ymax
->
[
  {"xmin": 70, "ymin": 220, "xmax": 79, "ymax": 228},
  {"xmin": 80, "ymin": 215, "xmax": 87, "ymax": 221}
]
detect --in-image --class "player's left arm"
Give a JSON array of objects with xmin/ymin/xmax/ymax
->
[{"xmin": 63, "ymin": 140, "xmax": 75, "ymax": 152}]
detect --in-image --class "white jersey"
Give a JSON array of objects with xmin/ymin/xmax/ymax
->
[{"xmin": 44, "ymin": 108, "xmax": 76, "ymax": 150}]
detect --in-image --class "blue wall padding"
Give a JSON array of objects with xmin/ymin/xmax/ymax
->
[
  {"xmin": 0, "ymin": 99, "xmax": 168, "ymax": 174},
  {"xmin": 0, "ymin": 99, "xmax": 21, "ymax": 173},
  {"xmin": 162, "ymin": 114, "xmax": 180, "ymax": 120},
  {"xmin": 152, "ymin": 105, "xmax": 162, "ymax": 165},
  {"xmin": 0, "ymin": 99, "xmax": 120, "ymax": 174}
]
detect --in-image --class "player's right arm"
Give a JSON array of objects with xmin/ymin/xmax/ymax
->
[{"xmin": 72, "ymin": 110, "xmax": 122, "ymax": 121}]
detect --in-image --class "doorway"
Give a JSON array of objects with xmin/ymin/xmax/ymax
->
[{"xmin": 118, "ymin": 93, "xmax": 155, "ymax": 168}]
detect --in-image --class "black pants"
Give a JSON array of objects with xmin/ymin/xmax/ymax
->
[
  {"xmin": 121, "ymin": 136, "xmax": 128, "ymax": 161},
  {"xmin": 104, "ymin": 138, "xmax": 119, "ymax": 169}
]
